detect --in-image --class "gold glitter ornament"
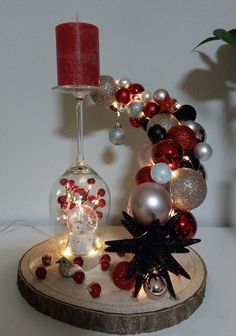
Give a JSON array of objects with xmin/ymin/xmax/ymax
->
[
  {"xmin": 147, "ymin": 113, "xmax": 179, "ymax": 133},
  {"xmin": 91, "ymin": 75, "xmax": 116, "ymax": 106},
  {"xmin": 170, "ymin": 168, "xmax": 207, "ymax": 210}
]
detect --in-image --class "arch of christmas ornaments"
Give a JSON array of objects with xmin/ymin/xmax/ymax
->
[{"xmin": 92, "ymin": 75, "xmax": 212, "ymax": 299}]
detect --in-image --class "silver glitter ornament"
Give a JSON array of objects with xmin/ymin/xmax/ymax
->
[
  {"xmin": 194, "ymin": 143, "xmax": 212, "ymax": 161},
  {"xmin": 182, "ymin": 120, "xmax": 207, "ymax": 142},
  {"xmin": 127, "ymin": 101, "xmax": 144, "ymax": 118},
  {"xmin": 109, "ymin": 122, "xmax": 125, "ymax": 145},
  {"xmin": 147, "ymin": 113, "xmax": 179, "ymax": 132},
  {"xmin": 153, "ymin": 89, "xmax": 169, "ymax": 102},
  {"xmin": 117, "ymin": 77, "xmax": 131, "ymax": 88},
  {"xmin": 170, "ymin": 168, "xmax": 207, "ymax": 210},
  {"xmin": 144, "ymin": 272, "xmax": 167, "ymax": 299},
  {"xmin": 91, "ymin": 75, "xmax": 116, "ymax": 106},
  {"xmin": 140, "ymin": 90, "xmax": 152, "ymax": 103}
]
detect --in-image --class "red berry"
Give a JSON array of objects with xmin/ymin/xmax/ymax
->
[
  {"xmin": 73, "ymin": 271, "xmax": 85, "ymax": 284},
  {"xmin": 116, "ymin": 88, "xmax": 130, "ymax": 104},
  {"xmin": 61, "ymin": 201, "xmax": 69, "ymax": 209},
  {"xmin": 60, "ymin": 178, "xmax": 68, "ymax": 186},
  {"xmin": 87, "ymin": 195, "xmax": 97, "ymax": 203},
  {"xmin": 129, "ymin": 117, "xmax": 141, "ymax": 128},
  {"xmin": 144, "ymin": 102, "xmax": 160, "ymax": 118},
  {"xmin": 96, "ymin": 211, "xmax": 103, "ymax": 219},
  {"xmin": 97, "ymin": 188, "xmax": 106, "ymax": 197},
  {"xmin": 87, "ymin": 178, "xmax": 96, "ymax": 185},
  {"xmin": 98, "ymin": 199, "xmax": 106, "ymax": 208},
  {"xmin": 73, "ymin": 256, "xmax": 84, "ymax": 267},
  {"xmin": 69, "ymin": 202, "xmax": 76, "ymax": 210},
  {"xmin": 113, "ymin": 261, "xmax": 135, "ymax": 290},
  {"xmin": 101, "ymin": 254, "xmax": 111, "ymax": 263},
  {"xmin": 72, "ymin": 185, "xmax": 80, "ymax": 194},
  {"xmin": 101, "ymin": 260, "xmax": 110, "ymax": 271},
  {"xmin": 57, "ymin": 195, "xmax": 67, "ymax": 204},
  {"xmin": 79, "ymin": 188, "xmax": 88, "ymax": 200},
  {"xmin": 89, "ymin": 283, "xmax": 101, "ymax": 298},
  {"xmin": 128, "ymin": 83, "xmax": 144, "ymax": 96},
  {"xmin": 117, "ymin": 252, "xmax": 126, "ymax": 257},
  {"xmin": 68, "ymin": 179, "xmax": 75, "ymax": 187},
  {"xmin": 42, "ymin": 254, "xmax": 52, "ymax": 266},
  {"xmin": 35, "ymin": 266, "xmax": 47, "ymax": 280}
]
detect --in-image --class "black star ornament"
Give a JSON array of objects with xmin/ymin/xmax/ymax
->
[{"xmin": 105, "ymin": 211, "xmax": 201, "ymax": 299}]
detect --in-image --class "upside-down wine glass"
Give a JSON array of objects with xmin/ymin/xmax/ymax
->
[{"xmin": 50, "ymin": 85, "xmax": 111, "ymax": 258}]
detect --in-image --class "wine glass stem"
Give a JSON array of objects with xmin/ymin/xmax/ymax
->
[{"xmin": 75, "ymin": 97, "xmax": 85, "ymax": 164}]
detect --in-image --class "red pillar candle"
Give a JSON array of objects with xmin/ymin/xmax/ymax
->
[{"xmin": 55, "ymin": 22, "xmax": 100, "ymax": 86}]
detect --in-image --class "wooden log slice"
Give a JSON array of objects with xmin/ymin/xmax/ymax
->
[{"xmin": 17, "ymin": 226, "xmax": 207, "ymax": 334}]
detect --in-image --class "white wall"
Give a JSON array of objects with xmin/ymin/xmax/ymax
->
[{"xmin": 0, "ymin": 0, "xmax": 236, "ymax": 227}]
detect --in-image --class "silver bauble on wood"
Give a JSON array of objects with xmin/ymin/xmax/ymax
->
[{"xmin": 144, "ymin": 272, "xmax": 168, "ymax": 299}]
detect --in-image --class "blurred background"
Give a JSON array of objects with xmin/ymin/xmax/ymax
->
[{"xmin": 0, "ymin": 0, "xmax": 236, "ymax": 227}]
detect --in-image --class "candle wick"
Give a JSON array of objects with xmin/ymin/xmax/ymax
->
[{"xmin": 76, "ymin": 12, "xmax": 80, "ymax": 22}]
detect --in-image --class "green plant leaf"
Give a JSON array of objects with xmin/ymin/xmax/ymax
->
[
  {"xmin": 193, "ymin": 28, "xmax": 236, "ymax": 50},
  {"xmin": 192, "ymin": 36, "xmax": 219, "ymax": 51},
  {"xmin": 213, "ymin": 29, "xmax": 236, "ymax": 45}
]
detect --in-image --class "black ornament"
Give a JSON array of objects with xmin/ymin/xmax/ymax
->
[
  {"xmin": 147, "ymin": 124, "xmax": 167, "ymax": 143},
  {"xmin": 140, "ymin": 117, "xmax": 149, "ymax": 131},
  {"xmin": 105, "ymin": 212, "xmax": 201, "ymax": 299},
  {"xmin": 174, "ymin": 104, "xmax": 197, "ymax": 121},
  {"xmin": 181, "ymin": 154, "xmax": 200, "ymax": 170}
]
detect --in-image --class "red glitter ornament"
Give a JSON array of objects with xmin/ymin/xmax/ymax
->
[
  {"xmin": 129, "ymin": 117, "xmax": 142, "ymax": 128},
  {"xmin": 159, "ymin": 95, "xmax": 174, "ymax": 113},
  {"xmin": 152, "ymin": 139, "xmax": 183, "ymax": 169},
  {"xmin": 113, "ymin": 261, "xmax": 135, "ymax": 290},
  {"xmin": 116, "ymin": 88, "xmax": 131, "ymax": 104},
  {"xmin": 88, "ymin": 283, "xmax": 101, "ymax": 298},
  {"xmin": 35, "ymin": 267, "xmax": 47, "ymax": 280},
  {"xmin": 174, "ymin": 211, "xmax": 197, "ymax": 239},
  {"xmin": 144, "ymin": 102, "xmax": 160, "ymax": 118},
  {"xmin": 135, "ymin": 166, "xmax": 153, "ymax": 185},
  {"xmin": 73, "ymin": 270, "xmax": 85, "ymax": 284},
  {"xmin": 168, "ymin": 125, "xmax": 198, "ymax": 151},
  {"xmin": 128, "ymin": 83, "xmax": 145, "ymax": 96}
]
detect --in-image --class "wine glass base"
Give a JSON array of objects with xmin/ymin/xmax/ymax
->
[{"xmin": 64, "ymin": 162, "xmax": 97, "ymax": 176}]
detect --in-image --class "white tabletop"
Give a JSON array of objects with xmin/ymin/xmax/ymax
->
[{"xmin": 0, "ymin": 223, "xmax": 235, "ymax": 336}]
